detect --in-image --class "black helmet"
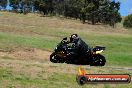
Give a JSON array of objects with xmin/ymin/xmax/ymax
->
[{"xmin": 70, "ymin": 34, "xmax": 78, "ymax": 42}]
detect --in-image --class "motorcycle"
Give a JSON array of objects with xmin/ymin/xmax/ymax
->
[{"xmin": 50, "ymin": 37, "xmax": 106, "ymax": 66}]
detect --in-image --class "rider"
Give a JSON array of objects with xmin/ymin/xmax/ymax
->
[{"xmin": 69, "ymin": 34, "xmax": 90, "ymax": 56}]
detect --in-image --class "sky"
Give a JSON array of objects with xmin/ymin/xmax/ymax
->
[{"xmin": 115, "ymin": 0, "xmax": 132, "ymax": 16}]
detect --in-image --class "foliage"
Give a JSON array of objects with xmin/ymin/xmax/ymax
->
[
  {"xmin": 123, "ymin": 14, "xmax": 132, "ymax": 28},
  {"xmin": 0, "ymin": 0, "xmax": 7, "ymax": 7},
  {"xmin": 1, "ymin": 0, "xmax": 122, "ymax": 26},
  {"xmin": 34, "ymin": 0, "xmax": 122, "ymax": 26}
]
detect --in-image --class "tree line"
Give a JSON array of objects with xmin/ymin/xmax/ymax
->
[
  {"xmin": 123, "ymin": 14, "xmax": 132, "ymax": 28},
  {"xmin": 0, "ymin": 0, "xmax": 122, "ymax": 27}
]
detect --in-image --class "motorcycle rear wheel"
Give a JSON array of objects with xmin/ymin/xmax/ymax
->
[{"xmin": 90, "ymin": 54, "xmax": 106, "ymax": 66}]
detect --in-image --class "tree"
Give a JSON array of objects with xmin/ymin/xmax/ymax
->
[
  {"xmin": 108, "ymin": 1, "xmax": 122, "ymax": 27},
  {"xmin": 123, "ymin": 14, "xmax": 132, "ymax": 28},
  {"xmin": 33, "ymin": 0, "xmax": 41, "ymax": 10},
  {"xmin": 3, "ymin": 0, "xmax": 121, "ymax": 27},
  {"xmin": 0, "ymin": 0, "xmax": 7, "ymax": 7}
]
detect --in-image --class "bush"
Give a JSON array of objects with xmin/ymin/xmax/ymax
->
[{"xmin": 123, "ymin": 14, "xmax": 132, "ymax": 28}]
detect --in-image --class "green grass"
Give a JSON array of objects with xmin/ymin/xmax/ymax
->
[
  {"xmin": 0, "ymin": 30, "xmax": 131, "ymax": 66},
  {"xmin": 0, "ymin": 59, "xmax": 131, "ymax": 88},
  {"xmin": 0, "ymin": 32, "xmax": 59, "ymax": 51},
  {"xmin": 0, "ymin": 12, "xmax": 132, "ymax": 88},
  {"xmin": 81, "ymin": 34, "xmax": 132, "ymax": 66}
]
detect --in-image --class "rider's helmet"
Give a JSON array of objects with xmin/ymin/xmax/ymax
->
[{"xmin": 70, "ymin": 34, "xmax": 78, "ymax": 43}]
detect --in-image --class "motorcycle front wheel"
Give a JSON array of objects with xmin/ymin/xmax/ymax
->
[
  {"xmin": 50, "ymin": 53, "xmax": 66, "ymax": 63},
  {"xmin": 50, "ymin": 53, "xmax": 59, "ymax": 63}
]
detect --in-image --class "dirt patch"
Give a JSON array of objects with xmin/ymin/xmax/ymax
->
[{"xmin": 0, "ymin": 48, "xmax": 51, "ymax": 61}]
